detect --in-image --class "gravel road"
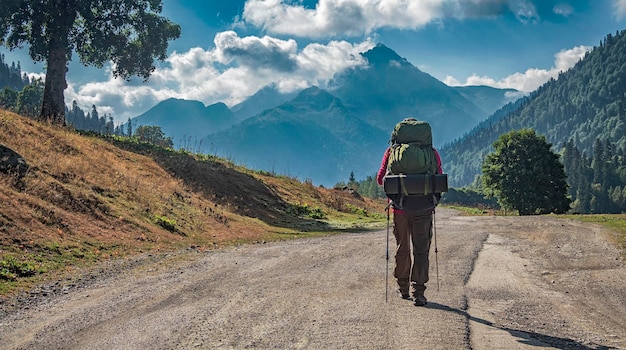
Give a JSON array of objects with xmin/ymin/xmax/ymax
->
[{"xmin": 1, "ymin": 208, "xmax": 625, "ymax": 349}]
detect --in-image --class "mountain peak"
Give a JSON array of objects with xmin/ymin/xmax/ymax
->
[
  {"xmin": 362, "ymin": 44, "xmax": 411, "ymax": 67},
  {"xmin": 289, "ymin": 86, "xmax": 340, "ymax": 110}
]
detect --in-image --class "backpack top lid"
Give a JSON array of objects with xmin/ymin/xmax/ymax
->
[{"xmin": 391, "ymin": 118, "xmax": 432, "ymax": 146}]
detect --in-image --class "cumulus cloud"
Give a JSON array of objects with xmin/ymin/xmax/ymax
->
[
  {"xmin": 242, "ymin": 0, "xmax": 442, "ymax": 37},
  {"xmin": 214, "ymin": 31, "xmax": 299, "ymax": 72},
  {"xmin": 64, "ymin": 33, "xmax": 373, "ymax": 124},
  {"xmin": 241, "ymin": 0, "xmax": 573, "ymax": 38},
  {"xmin": 444, "ymin": 45, "xmax": 591, "ymax": 92}
]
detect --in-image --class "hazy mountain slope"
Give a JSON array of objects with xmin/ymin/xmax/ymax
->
[
  {"xmin": 440, "ymin": 30, "xmax": 626, "ymax": 188},
  {"xmin": 128, "ymin": 98, "xmax": 237, "ymax": 147},
  {"xmin": 329, "ymin": 44, "xmax": 490, "ymax": 146},
  {"xmin": 203, "ymin": 87, "xmax": 389, "ymax": 186},
  {"xmin": 453, "ymin": 85, "xmax": 524, "ymax": 117},
  {"xmin": 230, "ymin": 84, "xmax": 299, "ymax": 120}
]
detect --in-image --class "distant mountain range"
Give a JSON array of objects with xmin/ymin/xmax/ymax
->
[
  {"xmin": 204, "ymin": 86, "xmax": 389, "ymax": 185},
  {"xmin": 127, "ymin": 44, "xmax": 520, "ymax": 186}
]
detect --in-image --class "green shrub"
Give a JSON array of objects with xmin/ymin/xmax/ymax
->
[
  {"xmin": 288, "ymin": 203, "xmax": 327, "ymax": 219},
  {"xmin": 1, "ymin": 256, "xmax": 37, "ymax": 281},
  {"xmin": 346, "ymin": 204, "xmax": 368, "ymax": 216},
  {"xmin": 154, "ymin": 215, "xmax": 177, "ymax": 232},
  {"xmin": 309, "ymin": 207, "xmax": 326, "ymax": 219}
]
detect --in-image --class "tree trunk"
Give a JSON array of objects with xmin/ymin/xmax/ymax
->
[{"xmin": 40, "ymin": 46, "xmax": 68, "ymax": 126}]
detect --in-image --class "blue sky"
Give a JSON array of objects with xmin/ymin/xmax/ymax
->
[{"xmin": 3, "ymin": 0, "xmax": 626, "ymax": 124}]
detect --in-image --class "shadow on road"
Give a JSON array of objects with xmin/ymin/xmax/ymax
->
[{"xmin": 427, "ymin": 302, "xmax": 616, "ymax": 350}]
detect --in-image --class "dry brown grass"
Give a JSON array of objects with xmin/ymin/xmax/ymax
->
[{"xmin": 0, "ymin": 110, "xmax": 386, "ymax": 293}]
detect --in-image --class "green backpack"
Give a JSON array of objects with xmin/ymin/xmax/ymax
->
[{"xmin": 387, "ymin": 119, "xmax": 437, "ymax": 175}]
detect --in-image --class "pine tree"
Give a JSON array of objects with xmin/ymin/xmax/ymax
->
[
  {"xmin": 127, "ymin": 118, "xmax": 133, "ymax": 137},
  {"xmin": 348, "ymin": 171, "xmax": 357, "ymax": 190},
  {"xmin": 592, "ymin": 138, "xmax": 604, "ymax": 184}
]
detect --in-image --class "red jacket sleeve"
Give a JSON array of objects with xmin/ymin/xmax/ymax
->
[
  {"xmin": 434, "ymin": 148, "xmax": 443, "ymax": 174},
  {"xmin": 376, "ymin": 148, "xmax": 391, "ymax": 185}
]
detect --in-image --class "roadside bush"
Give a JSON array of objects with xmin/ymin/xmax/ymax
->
[
  {"xmin": 154, "ymin": 215, "xmax": 177, "ymax": 232},
  {"xmin": 288, "ymin": 203, "xmax": 327, "ymax": 220},
  {"xmin": 1, "ymin": 256, "xmax": 37, "ymax": 281}
]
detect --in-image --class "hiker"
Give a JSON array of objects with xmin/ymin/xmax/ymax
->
[{"xmin": 376, "ymin": 118, "xmax": 443, "ymax": 306}]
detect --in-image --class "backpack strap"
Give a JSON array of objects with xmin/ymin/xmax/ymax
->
[{"xmin": 400, "ymin": 174, "xmax": 410, "ymax": 196}]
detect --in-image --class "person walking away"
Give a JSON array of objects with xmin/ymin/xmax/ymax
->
[{"xmin": 376, "ymin": 118, "xmax": 443, "ymax": 306}]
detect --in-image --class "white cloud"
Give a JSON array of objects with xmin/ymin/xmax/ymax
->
[
  {"xmin": 240, "ymin": 0, "xmax": 559, "ymax": 38},
  {"xmin": 509, "ymin": 0, "xmax": 538, "ymax": 23},
  {"xmin": 65, "ymin": 74, "xmax": 179, "ymax": 121},
  {"xmin": 444, "ymin": 45, "xmax": 591, "ymax": 92},
  {"xmin": 25, "ymin": 72, "xmax": 46, "ymax": 82},
  {"xmin": 214, "ymin": 31, "xmax": 299, "ymax": 71},
  {"xmin": 64, "ymin": 33, "xmax": 373, "ymax": 124},
  {"xmin": 553, "ymin": 3, "xmax": 573, "ymax": 17},
  {"xmin": 242, "ymin": 0, "xmax": 443, "ymax": 38},
  {"xmin": 615, "ymin": 0, "xmax": 626, "ymax": 20},
  {"xmin": 553, "ymin": 45, "xmax": 589, "ymax": 71}
]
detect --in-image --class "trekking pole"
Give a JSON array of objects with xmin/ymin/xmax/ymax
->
[
  {"xmin": 433, "ymin": 209, "xmax": 440, "ymax": 293},
  {"xmin": 385, "ymin": 203, "xmax": 390, "ymax": 303}
]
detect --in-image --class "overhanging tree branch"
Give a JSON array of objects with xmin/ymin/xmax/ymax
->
[{"xmin": 0, "ymin": 0, "xmax": 181, "ymax": 125}]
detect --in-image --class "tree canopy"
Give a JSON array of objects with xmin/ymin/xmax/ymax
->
[
  {"xmin": 135, "ymin": 125, "xmax": 173, "ymax": 149},
  {"xmin": 15, "ymin": 78, "xmax": 44, "ymax": 117},
  {"xmin": 0, "ymin": 0, "xmax": 181, "ymax": 124},
  {"xmin": 482, "ymin": 129, "xmax": 571, "ymax": 215}
]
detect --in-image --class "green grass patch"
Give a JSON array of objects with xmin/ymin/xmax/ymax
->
[
  {"xmin": 288, "ymin": 203, "xmax": 327, "ymax": 220},
  {"xmin": 564, "ymin": 214, "xmax": 626, "ymax": 256},
  {"xmin": 154, "ymin": 215, "xmax": 178, "ymax": 232},
  {"xmin": 0, "ymin": 241, "xmax": 129, "ymax": 295},
  {"xmin": 444, "ymin": 205, "xmax": 512, "ymax": 216},
  {"xmin": 1, "ymin": 256, "xmax": 39, "ymax": 281},
  {"xmin": 345, "ymin": 203, "xmax": 369, "ymax": 216}
]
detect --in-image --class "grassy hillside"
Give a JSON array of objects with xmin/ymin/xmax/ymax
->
[{"xmin": 0, "ymin": 110, "xmax": 386, "ymax": 294}]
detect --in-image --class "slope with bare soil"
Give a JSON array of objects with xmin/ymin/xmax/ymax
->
[{"xmin": 0, "ymin": 110, "xmax": 384, "ymax": 294}]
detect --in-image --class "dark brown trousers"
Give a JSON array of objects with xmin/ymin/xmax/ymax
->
[{"xmin": 392, "ymin": 211, "xmax": 433, "ymax": 288}]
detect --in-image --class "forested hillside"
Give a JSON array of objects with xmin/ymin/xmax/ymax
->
[
  {"xmin": 0, "ymin": 54, "xmax": 29, "ymax": 91},
  {"xmin": 0, "ymin": 54, "xmax": 32, "ymax": 113},
  {"xmin": 440, "ymin": 30, "xmax": 626, "ymax": 213},
  {"xmin": 1, "ymin": 72, "xmax": 131, "ymax": 135}
]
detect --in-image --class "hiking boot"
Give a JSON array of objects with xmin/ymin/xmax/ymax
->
[
  {"xmin": 397, "ymin": 278, "xmax": 411, "ymax": 300},
  {"xmin": 413, "ymin": 293, "xmax": 427, "ymax": 306},
  {"xmin": 397, "ymin": 288, "xmax": 412, "ymax": 300},
  {"xmin": 412, "ymin": 283, "xmax": 427, "ymax": 306}
]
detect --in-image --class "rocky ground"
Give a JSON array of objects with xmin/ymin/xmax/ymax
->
[{"xmin": 1, "ymin": 208, "xmax": 625, "ymax": 349}]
